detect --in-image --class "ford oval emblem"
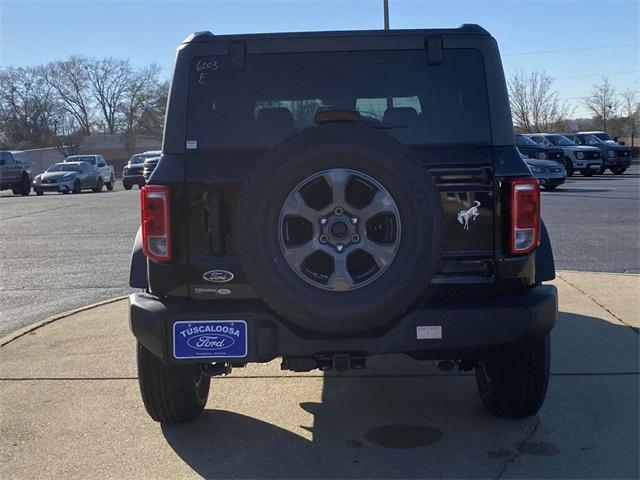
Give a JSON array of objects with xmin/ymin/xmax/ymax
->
[
  {"xmin": 186, "ymin": 334, "xmax": 235, "ymax": 351},
  {"xmin": 203, "ymin": 270, "xmax": 234, "ymax": 283}
]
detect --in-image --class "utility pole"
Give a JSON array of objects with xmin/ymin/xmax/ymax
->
[
  {"xmin": 384, "ymin": 0, "xmax": 391, "ymax": 111},
  {"xmin": 383, "ymin": 0, "xmax": 389, "ymax": 30}
]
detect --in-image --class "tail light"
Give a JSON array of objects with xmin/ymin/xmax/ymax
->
[
  {"xmin": 510, "ymin": 178, "xmax": 540, "ymax": 255},
  {"xmin": 141, "ymin": 185, "xmax": 171, "ymax": 262}
]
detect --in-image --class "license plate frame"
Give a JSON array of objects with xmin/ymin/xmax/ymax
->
[{"xmin": 173, "ymin": 320, "xmax": 248, "ymax": 359}]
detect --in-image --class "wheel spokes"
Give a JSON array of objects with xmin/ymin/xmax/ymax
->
[
  {"xmin": 356, "ymin": 189, "xmax": 397, "ymax": 221},
  {"xmin": 281, "ymin": 191, "xmax": 320, "ymax": 223},
  {"xmin": 360, "ymin": 238, "xmax": 397, "ymax": 268},
  {"xmin": 323, "ymin": 169, "xmax": 350, "ymax": 205},
  {"xmin": 282, "ymin": 240, "xmax": 318, "ymax": 269},
  {"xmin": 327, "ymin": 253, "xmax": 355, "ymax": 290}
]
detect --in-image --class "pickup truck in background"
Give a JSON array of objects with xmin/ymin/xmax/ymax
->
[
  {"xmin": 63, "ymin": 155, "xmax": 115, "ymax": 191},
  {"xmin": 0, "ymin": 151, "xmax": 32, "ymax": 196}
]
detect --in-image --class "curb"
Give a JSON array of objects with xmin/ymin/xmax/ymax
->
[
  {"xmin": 557, "ymin": 270, "xmax": 640, "ymax": 277},
  {"xmin": 0, "ymin": 295, "xmax": 129, "ymax": 348}
]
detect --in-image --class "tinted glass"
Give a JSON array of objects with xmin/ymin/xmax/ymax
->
[
  {"xmin": 546, "ymin": 135, "xmax": 574, "ymax": 146},
  {"xmin": 516, "ymin": 135, "xmax": 538, "ymax": 146},
  {"xmin": 594, "ymin": 132, "xmax": 612, "ymax": 141},
  {"xmin": 186, "ymin": 49, "xmax": 491, "ymax": 149},
  {"xmin": 65, "ymin": 156, "xmax": 95, "ymax": 163},
  {"xmin": 48, "ymin": 164, "xmax": 80, "ymax": 172}
]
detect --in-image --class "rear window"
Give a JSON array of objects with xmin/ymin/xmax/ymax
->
[
  {"xmin": 65, "ymin": 156, "xmax": 95, "ymax": 163},
  {"xmin": 186, "ymin": 49, "xmax": 490, "ymax": 150}
]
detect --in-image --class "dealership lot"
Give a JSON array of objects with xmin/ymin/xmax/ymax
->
[
  {"xmin": 0, "ymin": 167, "xmax": 638, "ymax": 479},
  {"xmin": 0, "ymin": 166, "xmax": 639, "ymax": 335}
]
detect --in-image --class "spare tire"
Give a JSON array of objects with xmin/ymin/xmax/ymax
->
[{"xmin": 236, "ymin": 124, "xmax": 443, "ymax": 334}]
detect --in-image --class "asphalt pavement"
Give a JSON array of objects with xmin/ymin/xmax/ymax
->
[
  {"xmin": 1, "ymin": 273, "xmax": 638, "ymax": 479},
  {"xmin": 0, "ymin": 166, "xmax": 638, "ymax": 335},
  {"xmin": 0, "ymin": 183, "xmax": 139, "ymax": 335},
  {"xmin": 541, "ymin": 165, "xmax": 640, "ymax": 274}
]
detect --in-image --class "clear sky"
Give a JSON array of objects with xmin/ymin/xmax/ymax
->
[{"xmin": 1, "ymin": 0, "xmax": 638, "ymax": 116}]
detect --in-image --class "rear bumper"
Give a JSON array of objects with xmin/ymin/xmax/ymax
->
[{"xmin": 129, "ymin": 285, "xmax": 558, "ymax": 365}]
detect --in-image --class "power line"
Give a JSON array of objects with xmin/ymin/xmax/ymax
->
[
  {"xmin": 503, "ymin": 43, "xmax": 639, "ymax": 56},
  {"xmin": 554, "ymin": 70, "xmax": 639, "ymax": 80}
]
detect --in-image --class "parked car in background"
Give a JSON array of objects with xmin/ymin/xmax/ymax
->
[
  {"xmin": 123, "ymin": 150, "xmax": 161, "ymax": 190},
  {"xmin": 522, "ymin": 155, "xmax": 566, "ymax": 190},
  {"xmin": 515, "ymin": 134, "xmax": 564, "ymax": 163},
  {"xmin": 63, "ymin": 155, "xmax": 115, "ymax": 190},
  {"xmin": 578, "ymin": 130, "xmax": 621, "ymax": 145},
  {"xmin": 0, "ymin": 151, "xmax": 32, "ymax": 196},
  {"xmin": 33, "ymin": 162, "xmax": 104, "ymax": 195},
  {"xmin": 142, "ymin": 155, "xmax": 161, "ymax": 182},
  {"xmin": 525, "ymin": 133, "xmax": 602, "ymax": 176},
  {"xmin": 563, "ymin": 133, "xmax": 631, "ymax": 175}
]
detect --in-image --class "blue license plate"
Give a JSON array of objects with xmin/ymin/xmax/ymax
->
[{"xmin": 173, "ymin": 320, "xmax": 248, "ymax": 359}]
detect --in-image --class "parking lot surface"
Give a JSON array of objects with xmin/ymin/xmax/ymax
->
[
  {"xmin": 1, "ymin": 275, "xmax": 638, "ymax": 479},
  {"xmin": 0, "ymin": 184, "xmax": 138, "ymax": 335},
  {"xmin": 0, "ymin": 166, "xmax": 638, "ymax": 335}
]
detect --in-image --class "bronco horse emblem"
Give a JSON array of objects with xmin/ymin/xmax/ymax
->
[{"xmin": 457, "ymin": 201, "xmax": 481, "ymax": 230}]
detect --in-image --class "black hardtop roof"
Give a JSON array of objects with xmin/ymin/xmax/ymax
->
[{"xmin": 182, "ymin": 24, "xmax": 490, "ymax": 44}]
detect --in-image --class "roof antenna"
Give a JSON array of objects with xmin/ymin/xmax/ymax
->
[{"xmin": 383, "ymin": 0, "xmax": 390, "ymax": 30}]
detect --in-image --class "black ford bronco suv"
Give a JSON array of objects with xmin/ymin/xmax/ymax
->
[{"xmin": 129, "ymin": 25, "xmax": 558, "ymax": 424}]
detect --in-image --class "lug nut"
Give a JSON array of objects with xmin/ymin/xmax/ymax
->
[
  {"xmin": 336, "ymin": 243, "xmax": 344, "ymax": 252},
  {"xmin": 334, "ymin": 207, "xmax": 344, "ymax": 216},
  {"xmin": 350, "ymin": 217, "xmax": 358, "ymax": 224},
  {"xmin": 319, "ymin": 217, "xmax": 328, "ymax": 225},
  {"xmin": 319, "ymin": 234, "xmax": 329, "ymax": 244},
  {"xmin": 351, "ymin": 234, "xmax": 360, "ymax": 243}
]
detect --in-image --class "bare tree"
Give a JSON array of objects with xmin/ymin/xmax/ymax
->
[
  {"xmin": 119, "ymin": 64, "xmax": 164, "ymax": 155},
  {"xmin": 42, "ymin": 56, "xmax": 94, "ymax": 135},
  {"xmin": 87, "ymin": 57, "xmax": 132, "ymax": 135},
  {"xmin": 508, "ymin": 70, "xmax": 572, "ymax": 133},
  {"xmin": 619, "ymin": 87, "xmax": 639, "ymax": 147},
  {"xmin": 584, "ymin": 76, "xmax": 618, "ymax": 132},
  {"xmin": 51, "ymin": 113, "xmax": 83, "ymax": 156},
  {"xmin": 0, "ymin": 66, "xmax": 56, "ymax": 148}
]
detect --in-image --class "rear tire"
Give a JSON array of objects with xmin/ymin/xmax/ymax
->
[
  {"xmin": 106, "ymin": 175, "xmax": 114, "ymax": 191},
  {"xmin": 476, "ymin": 334, "xmax": 550, "ymax": 418},
  {"xmin": 581, "ymin": 169, "xmax": 593, "ymax": 177},
  {"xmin": 35, "ymin": 188, "xmax": 43, "ymax": 196},
  {"xmin": 123, "ymin": 180, "xmax": 132, "ymax": 190},
  {"xmin": 563, "ymin": 157, "xmax": 574, "ymax": 176},
  {"xmin": 72, "ymin": 179, "xmax": 81, "ymax": 194},
  {"xmin": 611, "ymin": 167, "xmax": 626, "ymax": 175},
  {"xmin": 544, "ymin": 185, "xmax": 558, "ymax": 191},
  {"xmin": 92, "ymin": 178, "xmax": 103, "ymax": 193},
  {"xmin": 19, "ymin": 174, "xmax": 31, "ymax": 196},
  {"xmin": 136, "ymin": 342, "xmax": 210, "ymax": 423}
]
